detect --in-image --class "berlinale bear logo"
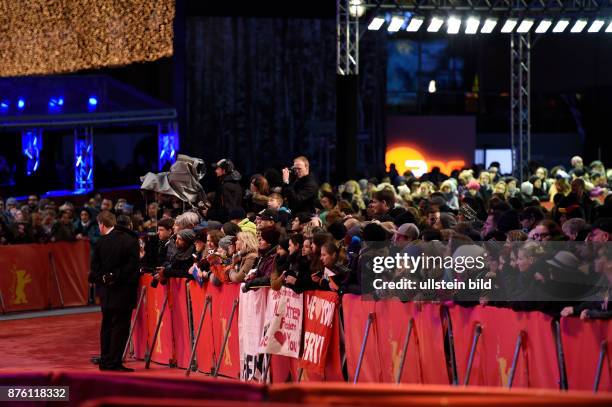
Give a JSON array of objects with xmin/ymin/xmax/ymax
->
[{"xmin": 11, "ymin": 267, "xmax": 32, "ymax": 305}]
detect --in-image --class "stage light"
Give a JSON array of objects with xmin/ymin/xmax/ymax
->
[
  {"xmin": 535, "ymin": 19, "xmax": 552, "ymax": 33},
  {"xmin": 571, "ymin": 19, "xmax": 588, "ymax": 33},
  {"xmin": 406, "ymin": 16, "xmax": 424, "ymax": 32},
  {"xmin": 348, "ymin": 0, "xmax": 366, "ymax": 18},
  {"xmin": 553, "ymin": 19, "xmax": 570, "ymax": 33},
  {"xmin": 516, "ymin": 19, "xmax": 534, "ymax": 33},
  {"xmin": 465, "ymin": 17, "xmax": 480, "ymax": 34},
  {"xmin": 387, "ymin": 15, "xmax": 405, "ymax": 32},
  {"xmin": 480, "ymin": 18, "xmax": 498, "ymax": 33},
  {"xmin": 500, "ymin": 18, "xmax": 518, "ymax": 33},
  {"xmin": 17, "ymin": 98, "xmax": 25, "ymax": 109},
  {"xmin": 428, "ymin": 80, "xmax": 437, "ymax": 93},
  {"xmin": 88, "ymin": 97, "xmax": 98, "ymax": 106},
  {"xmin": 427, "ymin": 16, "xmax": 444, "ymax": 33},
  {"xmin": 58, "ymin": 97, "xmax": 64, "ymax": 106},
  {"xmin": 588, "ymin": 19, "xmax": 605, "ymax": 33},
  {"xmin": 607, "ymin": 21, "xmax": 612, "ymax": 32},
  {"xmin": 446, "ymin": 16, "xmax": 461, "ymax": 34},
  {"xmin": 0, "ymin": 101, "xmax": 8, "ymax": 113},
  {"xmin": 367, "ymin": 17, "xmax": 385, "ymax": 31}
]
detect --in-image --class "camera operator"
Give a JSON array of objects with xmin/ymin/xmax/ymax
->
[
  {"xmin": 281, "ymin": 156, "xmax": 319, "ymax": 214},
  {"xmin": 88, "ymin": 210, "xmax": 139, "ymax": 372}
]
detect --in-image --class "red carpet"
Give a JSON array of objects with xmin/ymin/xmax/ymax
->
[{"xmin": 0, "ymin": 311, "xmax": 185, "ymax": 377}]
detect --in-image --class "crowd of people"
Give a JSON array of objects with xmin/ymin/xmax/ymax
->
[{"xmin": 2, "ymin": 155, "xmax": 611, "ymax": 319}]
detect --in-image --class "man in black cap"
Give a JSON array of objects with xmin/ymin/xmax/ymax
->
[
  {"xmin": 588, "ymin": 218, "xmax": 612, "ymax": 242},
  {"xmin": 257, "ymin": 209, "xmax": 278, "ymax": 231},
  {"xmin": 211, "ymin": 158, "xmax": 243, "ymax": 220},
  {"xmin": 89, "ymin": 210, "xmax": 139, "ymax": 372}
]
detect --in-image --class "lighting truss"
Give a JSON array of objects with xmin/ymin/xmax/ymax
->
[
  {"xmin": 158, "ymin": 121, "xmax": 179, "ymax": 171},
  {"xmin": 74, "ymin": 127, "xmax": 94, "ymax": 192},
  {"xmin": 22, "ymin": 129, "xmax": 43, "ymax": 176}
]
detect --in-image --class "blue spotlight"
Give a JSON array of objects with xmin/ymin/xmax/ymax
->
[
  {"xmin": 0, "ymin": 101, "xmax": 8, "ymax": 113},
  {"xmin": 49, "ymin": 97, "xmax": 64, "ymax": 111},
  {"xmin": 88, "ymin": 97, "xmax": 98, "ymax": 106},
  {"xmin": 17, "ymin": 99, "xmax": 25, "ymax": 109}
]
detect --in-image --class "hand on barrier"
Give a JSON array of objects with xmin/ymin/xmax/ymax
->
[{"xmin": 560, "ymin": 306, "xmax": 574, "ymax": 317}]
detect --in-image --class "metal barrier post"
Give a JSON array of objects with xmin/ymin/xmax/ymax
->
[
  {"xmin": 185, "ymin": 295, "xmax": 212, "ymax": 376},
  {"xmin": 554, "ymin": 320, "xmax": 568, "ymax": 390},
  {"xmin": 508, "ymin": 330, "xmax": 525, "ymax": 388},
  {"xmin": 395, "ymin": 318, "xmax": 414, "ymax": 384},
  {"xmin": 48, "ymin": 252, "xmax": 64, "ymax": 308},
  {"xmin": 464, "ymin": 324, "xmax": 483, "ymax": 385},
  {"xmin": 353, "ymin": 312, "xmax": 375, "ymax": 384},
  {"xmin": 122, "ymin": 285, "xmax": 146, "ymax": 361},
  {"xmin": 593, "ymin": 340, "xmax": 607, "ymax": 393},
  {"xmin": 145, "ymin": 291, "xmax": 169, "ymax": 369}
]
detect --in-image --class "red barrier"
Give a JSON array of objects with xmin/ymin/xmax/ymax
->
[
  {"xmin": 343, "ymin": 295, "xmax": 381, "ymax": 383},
  {"xmin": 169, "ymin": 279, "xmax": 192, "ymax": 369},
  {"xmin": 561, "ymin": 317, "xmax": 612, "ymax": 391},
  {"xmin": 0, "ymin": 241, "xmax": 89, "ymax": 312},
  {"xmin": 209, "ymin": 282, "xmax": 241, "ymax": 378},
  {"xmin": 375, "ymin": 300, "xmax": 422, "ymax": 384},
  {"xmin": 449, "ymin": 305, "xmax": 558, "ymax": 389},
  {"xmin": 49, "ymin": 241, "xmax": 90, "ymax": 307}
]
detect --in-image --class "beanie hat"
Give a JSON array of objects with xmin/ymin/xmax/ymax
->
[
  {"xmin": 260, "ymin": 227, "xmax": 280, "ymax": 246},
  {"xmin": 467, "ymin": 180, "xmax": 481, "ymax": 191},
  {"xmin": 219, "ymin": 235, "xmax": 235, "ymax": 251},
  {"xmin": 238, "ymin": 218, "xmax": 257, "ymax": 235},
  {"xmin": 439, "ymin": 212, "xmax": 457, "ymax": 229},
  {"xmin": 177, "ymin": 229, "xmax": 196, "ymax": 244}
]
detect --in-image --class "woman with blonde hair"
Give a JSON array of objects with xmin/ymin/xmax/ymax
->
[
  {"xmin": 493, "ymin": 181, "xmax": 508, "ymax": 199},
  {"xmin": 228, "ymin": 231, "xmax": 259, "ymax": 283}
]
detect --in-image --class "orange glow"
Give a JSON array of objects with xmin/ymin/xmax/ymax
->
[{"xmin": 386, "ymin": 145, "xmax": 466, "ymax": 177}]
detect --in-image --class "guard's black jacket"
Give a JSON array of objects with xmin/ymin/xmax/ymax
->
[{"xmin": 89, "ymin": 226, "xmax": 140, "ymax": 309}]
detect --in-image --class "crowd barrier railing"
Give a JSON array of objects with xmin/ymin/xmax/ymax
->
[
  {"xmin": 129, "ymin": 276, "xmax": 611, "ymax": 392},
  {"xmin": 0, "ymin": 241, "xmax": 90, "ymax": 313}
]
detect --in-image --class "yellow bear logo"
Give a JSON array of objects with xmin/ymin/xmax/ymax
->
[
  {"xmin": 221, "ymin": 317, "xmax": 232, "ymax": 366},
  {"xmin": 12, "ymin": 268, "xmax": 32, "ymax": 305}
]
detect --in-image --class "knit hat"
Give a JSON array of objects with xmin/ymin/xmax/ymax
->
[
  {"xmin": 467, "ymin": 180, "xmax": 481, "ymax": 191},
  {"xmin": 238, "ymin": 218, "xmax": 257, "ymax": 235},
  {"xmin": 177, "ymin": 229, "xmax": 196, "ymax": 244},
  {"xmin": 260, "ymin": 227, "xmax": 280, "ymax": 246},
  {"xmin": 6, "ymin": 197, "xmax": 18, "ymax": 206},
  {"xmin": 219, "ymin": 235, "xmax": 235, "ymax": 251}
]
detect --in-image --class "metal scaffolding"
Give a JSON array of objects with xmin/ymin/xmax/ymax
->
[
  {"xmin": 511, "ymin": 33, "xmax": 531, "ymax": 181},
  {"xmin": 74, "ymin": 127, "xmax": 94, "ymax": 192},
  {"xmin": 359, "ymin": 0, "xmax": 606, "ymax": 12},
  {"xmin": 337, "ymin": 0, "xmax": 360, "ymax": 75}
]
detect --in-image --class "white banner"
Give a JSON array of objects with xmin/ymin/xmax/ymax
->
[
  {"xmin": 259, "ymin": 287, "xmax": 303, "ymax": 358},
  {"xmin": 238, "ymin": 286, "xmax": 268, "ymax": 381}
]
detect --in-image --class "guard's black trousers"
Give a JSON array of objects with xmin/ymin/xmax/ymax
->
[{"xmin": 100, "ymin": 307, "xmax": 132, "ymax": 368}]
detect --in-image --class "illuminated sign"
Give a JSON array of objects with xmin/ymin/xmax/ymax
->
[{"xmin": 386, "ymin": 145, "xmax": 465, "ymax": 177}]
